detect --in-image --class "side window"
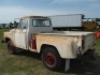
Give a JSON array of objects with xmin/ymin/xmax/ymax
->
[
  {"xmin": 36, "ymin": 20, "xmax": 44, "ymax": 26},
  {"xmin": 21, "ymin": 19, "xmax": 28, "ymax": 29},
  {"xmin": 18, "ymin": 19, "xmax": 28, "ymax": 29},
  {"xmin": 32, "ymin": 20, "xmax": 43, "ymax": 27},
  {"xmin": 32, "ymin": 19, "xmax": 51, "ymax": 27}
]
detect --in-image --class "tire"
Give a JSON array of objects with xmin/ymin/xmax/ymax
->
[
  {"xmin": 82, "ymin": 49, "xmax": 96, "ymax": 61},
  {"xmin": 41, "ymin": 47, "xmax": 63, "ymax": 70},
  {"xmin": 7, "ymin": 41, "xmax": 17, "ymax": 54}
]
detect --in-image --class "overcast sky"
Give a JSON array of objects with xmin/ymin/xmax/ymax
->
[{"xmin": 0, "ymin": 0, "xmax": 100, "ymax": 23}]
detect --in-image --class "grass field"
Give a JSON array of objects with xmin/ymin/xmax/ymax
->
[{"xmin": 0, "ymin": 29, "xmax": 100, "ymax": 75}]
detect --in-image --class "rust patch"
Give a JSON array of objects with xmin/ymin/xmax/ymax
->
[{"xmin": 29, "ymin": 39, "xmax": 37, "ymax": 49}]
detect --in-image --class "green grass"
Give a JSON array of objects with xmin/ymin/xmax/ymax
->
[
  {"xmin": 0, "ymin": 29, "xmax": 100, "ymax": 75},
  {"xmin": 95, "ymin": 39, "xmax": 100, "ymax": 53},
  {"xmin": 0, "ymin": 29, "xmax": 9, "ymax": 49}
]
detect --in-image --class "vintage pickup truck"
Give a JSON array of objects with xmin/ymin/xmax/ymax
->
[{"xmin": 2, "ymin": 16, "xmax": 96, "ymax": 71}]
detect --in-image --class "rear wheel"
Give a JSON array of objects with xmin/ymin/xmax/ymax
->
[
  {"xmin": 41, "ymin": 47, "xmax": 64, "ymax": 70},
  {"xmin": 7, "ymin": 41, "xmax": 17, "ymax": 54}
]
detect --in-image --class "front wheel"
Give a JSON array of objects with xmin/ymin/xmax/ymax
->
[
  {"xmin": 7, "ymin": 41, "xmax": 17, "ymax": 54},
  {"xmin": 41, "ymin": 47, "xmax": 64, "ymax": 70}
]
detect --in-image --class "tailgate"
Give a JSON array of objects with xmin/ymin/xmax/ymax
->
[{"xmin": 83, "ymin": 33, "xmax": 96, "ymax": 52}]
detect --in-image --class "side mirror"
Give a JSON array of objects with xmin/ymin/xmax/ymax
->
[{"xmin": 14, "ymin": 21, "xmax": 18, "ymax": 28}]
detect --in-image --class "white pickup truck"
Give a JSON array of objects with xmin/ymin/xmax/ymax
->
[{"xmin": 2, "ymin": 16, "xmax": 96, "ymax": 71}]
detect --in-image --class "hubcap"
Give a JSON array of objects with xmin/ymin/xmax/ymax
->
[{"xmin": 44, "ymin": 52, "xmax": 56, "ymax": 65}]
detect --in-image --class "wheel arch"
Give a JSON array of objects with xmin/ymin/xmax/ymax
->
[
  {"xmin": 40, "ymin": 44, "xmax": 61, "ymax": 58},
  {"xmin": 4, "ymin": 37, "xmax": 11, "ymax": 43}
]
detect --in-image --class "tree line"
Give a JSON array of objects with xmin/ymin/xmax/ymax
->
[{"xmin": 0, "ymin": 21, "xmax": 18, "ymax": 29}]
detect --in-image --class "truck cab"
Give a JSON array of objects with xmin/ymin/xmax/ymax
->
[
  {"xmin": 13, "ymin": 16, "xmax": 52, "ymax": 50},
  {"xmin": 3, "ymin": 16, "xmax": 52, "ymax": 49}
]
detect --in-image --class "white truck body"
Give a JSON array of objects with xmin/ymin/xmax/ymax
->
[
  {"xmin": 48, "ymin": 14, "xmax": 84, "ymax": 28},
  {"xmin": 2, "ymin": 16, "xmax": 96, "ymax": 71},
  {"xmin": 36, "ymin": 31, "xmax": 95, "ymax": 58},
  {"xmin": 3, "ymin": 30, "xmax": 95, "ymax": 58}
]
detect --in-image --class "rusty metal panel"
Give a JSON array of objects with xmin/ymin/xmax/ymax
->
[{"xmin": 36, "ymin": 34, "xmax": 80, "ymax": 59}]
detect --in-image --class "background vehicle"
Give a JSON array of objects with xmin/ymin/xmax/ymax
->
[
  {"xmin": 48, "ymin": 14, "xmax": 84, "ymax": 30},
  {"xmin": 49, "ymin": 14, "xmax": 100, "ymax": 31},
  {"xmin": 83, "ymin": 18, "xmax": 100, "ymax": 30}
]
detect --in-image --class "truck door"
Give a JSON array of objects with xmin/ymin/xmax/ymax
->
[{"xmin": 15, "ymin": 18, "xmax": 28, "ymax": 50}]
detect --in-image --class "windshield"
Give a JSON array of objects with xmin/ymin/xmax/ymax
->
[
  {"xmin": 32, "ymin": 19, "xmax": 51, "ymax": 27},
  {"xmin": 17, "ymin": 18, "xmax": 28, "ymax": 29}
]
